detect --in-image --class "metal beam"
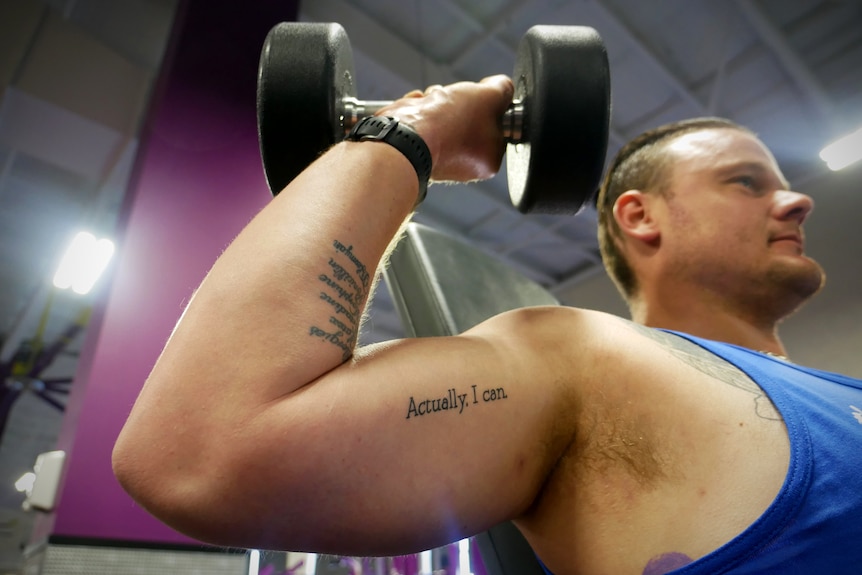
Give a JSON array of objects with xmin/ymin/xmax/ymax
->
[
  {"xmin": 590, "ymin": 0, "xmax": 706, "ymax": 114},
  {"xmin": 0, "ymin": 284, "xmax": 51, "ymax": 364},
  {"xmin": 497, "ymin": 216, "xmax": 586, "ymax": 258},
  {"xmin": 0, "ymin": 149, "xmax": 15, "ymax": 203},
  {"xmin": 733, "ymin": 0, "xmax": 834, "ymax": 123},
  {"xmin": 707, "ymin": 34, "xmax": 733, "ymax": 115},
  {"xmin": 550, "ymin": 260, "xmax": 605, "ymax": 298},
  {"xmin": 301, "ymin": 0, "xmax": 458, "ymax": 87},
  {"xmin": 412, "ymin": 209, "xmax": 558, "ymax": 286},
  {"xmin": 464, "ymin": 206, "xmax": 507, "ymax": 237},
  {"xmin": 449, "ymin": 0, "xmax": 533, "ymax": 69}
]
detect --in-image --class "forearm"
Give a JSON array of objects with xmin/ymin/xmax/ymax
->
[
  {"xmin": 175, "ymin": 141, "xmax": 416, "ymax": 396},
  {"xmin": 123, "ymin": 77, "xmax": 511, "ymax": 419},
  {"xmin": 115, "ymin": 141, "xmax": 418, "ymax": 462}
]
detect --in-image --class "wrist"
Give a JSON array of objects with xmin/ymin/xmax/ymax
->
[{"xmin": 346, "ymin": 116, "xmax": 432, "ymax": 205}]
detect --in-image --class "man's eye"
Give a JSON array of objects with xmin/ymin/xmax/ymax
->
[{"xmin": 733, "ymin": 176, "xmax": 766, "ymax": 194}]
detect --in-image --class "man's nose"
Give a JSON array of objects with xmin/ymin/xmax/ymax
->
[{"xmin": 774, "ymin": 190, "xmax": 814, "ymax": 225}]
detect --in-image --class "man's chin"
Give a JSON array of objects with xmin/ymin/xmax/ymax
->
[{"xmin": 771, "ymin": 255, "xmax": 826, "ymax": 309}]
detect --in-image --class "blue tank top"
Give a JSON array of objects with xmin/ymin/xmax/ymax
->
[{"xmin": 539, "ymin": 334, "xmax": 862, "ymax": 574}]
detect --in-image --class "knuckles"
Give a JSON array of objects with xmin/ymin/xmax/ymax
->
[{"xmin": 378, "ymin": 78, "xmax": 513, "ymax": 183}]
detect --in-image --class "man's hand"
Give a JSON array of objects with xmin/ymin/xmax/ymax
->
[{"xmin": 377, "ymin": 75, "xmax": 514, "ymax": 183}]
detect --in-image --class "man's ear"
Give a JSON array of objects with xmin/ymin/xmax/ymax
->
[{"xmin": 614, "ymin": 190, "xmax": 660, "ymax": 244}]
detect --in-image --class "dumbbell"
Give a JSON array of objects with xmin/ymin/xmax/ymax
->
[{"xmin": 257, "ymin": 22, "xmax": 610, "ymax": 215}]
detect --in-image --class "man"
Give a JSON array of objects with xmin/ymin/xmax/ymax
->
[{"xmin": 113, "ymin": 76, "xmax": 862, "ymax": 574}]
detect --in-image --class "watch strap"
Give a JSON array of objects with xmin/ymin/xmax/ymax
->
[{"xmin": 346, "ymin": 116, "xmax": 432, "ymax": 204}]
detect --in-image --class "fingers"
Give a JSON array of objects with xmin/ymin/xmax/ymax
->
[
  {"xmin": 381, "ymin": 76, "xmax": 514, "ymax": 183},
  {"xmin": 403, "ymin": 76, "xmax": 512, "ymax": 102},
  {"xmin": 480, "ymin": 74, "xmax": 515, "ymax": 102}
]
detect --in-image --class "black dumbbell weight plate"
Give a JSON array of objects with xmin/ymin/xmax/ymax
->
[
  {"xmin": 507, "ymin": 26, "xmax": 610, "ymax": 214},
  {"xmin": 257, "ymin": 22, "xmax": 356, "ymax": 196}
]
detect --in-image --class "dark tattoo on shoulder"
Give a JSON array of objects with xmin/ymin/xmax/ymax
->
[
  {"xmin": 309, "ymin": 240, "xmax": 371, "ymax": 361},
  {"xmin": 643, "ymin": 552, "xmax": 693, "ymax": 574},
  {"xmin": 625, "ymin": 322, "xmax": 781, "ymax": 421}
]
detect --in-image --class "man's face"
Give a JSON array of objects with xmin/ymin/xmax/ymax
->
[{"xmin": 654, "ymin": 128, "xmax": 825, "ymax": 318}]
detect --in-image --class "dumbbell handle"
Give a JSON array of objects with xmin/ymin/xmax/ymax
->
[{"xmin": 341, "ymin": 97, "xmax": 525, "ymax": 143}]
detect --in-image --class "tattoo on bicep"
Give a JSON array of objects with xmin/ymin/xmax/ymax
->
[
  {"xmin": 405, "ymin": 384, "xmax": 509, "ymax": 420},
  {"xmin": 626, "ymin": 323, "xmax": 781, "ymax": 421},
  {"xmin": 309, "ymin": 240, "xmax": 371, "ymax": 361}
]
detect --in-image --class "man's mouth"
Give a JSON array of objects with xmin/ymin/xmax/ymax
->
[{"xmin": 770, "ymin": 233, "xmax": 804, "ymax": 251}]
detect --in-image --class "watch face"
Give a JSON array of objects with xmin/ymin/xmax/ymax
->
[{"xmin": 347, "ymin": 116, "xmax": 393, "ymax": 141}]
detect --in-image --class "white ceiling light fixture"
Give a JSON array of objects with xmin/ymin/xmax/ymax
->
[
  {"xmin": 820, "ymin": 126, "xmax": 862, "ymax": 171},
  {"xmin": 52, "ymin": 232, "xmax": 115, "ymax": 295},
  {"xmin": 420, "ymin": 550, "xmax": 433, "ymax": 575},
  {"xmin": 247, "ymin": 550, "xmax": 260, "ymax": 575},
  {"xmin": 458, "ymin": 538, "xmax": 474, "ymax": 575}
]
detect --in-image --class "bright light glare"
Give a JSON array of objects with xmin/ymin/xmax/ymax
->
[
  {"xmin": 247, "ymin": 550, "xmax": 260, "ymax": 575},
  {"xmin": 420, "ymin": 550, "xmax": 433, "ymax": 575},
  {"xmin": 304, "ymin": 553, "xmax": 317, "ymax": 575},
  {"xmin": 53, "ymin": 232, "xmax": 115, "ymax": 295},
  {"xmin": 820, "ymin": 127, "xmax": 862, "ymax": 171},
  {"xmin": 458, "ymin": 538, "xmax": 473, "ymax": 575},
  {"xmin": 15, "ymin": 472, "xmax": 36, "ymax": 494}
]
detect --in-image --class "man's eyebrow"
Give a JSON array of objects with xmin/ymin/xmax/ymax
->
[{"xmin": 714, "ymin": 161, "xmax": 791, "ymax": 189}]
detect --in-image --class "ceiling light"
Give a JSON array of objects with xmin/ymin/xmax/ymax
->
[
  {"xmin": 458, "ymin": 538, "xmax": 473, "ymax": 575},
  {"xmin": 52, "ymin": 232, "xmax": 115, "ymax": 295},
  {"xmin": 304, "ymin": 553, "xmax": 317, "ymax": 575},
  {"xmin": 820, "ymin": 126, "xmax": 862, "ymax": 171},
  {"xmin": 247, "ymin": 549, "xmax": 259, "ymax": 575}
]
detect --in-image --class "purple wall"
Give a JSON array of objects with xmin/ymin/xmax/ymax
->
[{"xmin": 34, "ymin": 0, "xmax": 300, "ymax": 544}]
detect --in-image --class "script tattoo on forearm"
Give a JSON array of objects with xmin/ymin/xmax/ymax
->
[
  {"xmin": 309, "ymin": 240, "xmax": 371, "ymax": 360},
  {"xmin": 405, "ymin": 384, "xmax": 509, "ymax": 420}
]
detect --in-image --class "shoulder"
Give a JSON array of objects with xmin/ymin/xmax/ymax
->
[
  {"xmin": 471, "ymin": 305, "xmax": 782, "ymax": 445},
  {"xmin": 466, "ymin": 305, "xmax": 624, "ymax": 356},
  {"xmin": 481, "ymin": 307, "xmax": 770, "ymax": 401},
  {"xmin": 467, "ymin": 306, "xmax": 696, "ymax": 377},
  {"xmin": 465, "ymin": 305, "xmax": 781, "ymax": 440}
]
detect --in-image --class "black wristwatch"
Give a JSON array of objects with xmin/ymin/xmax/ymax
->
[{"xmin": 345, "ymin": 116, "xmax": 432, "ymax": 204}]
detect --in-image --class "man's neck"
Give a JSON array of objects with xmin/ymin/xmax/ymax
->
[{"xmin": 630, "ymin": 296, "xmax": 788, "ymax": 358}]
